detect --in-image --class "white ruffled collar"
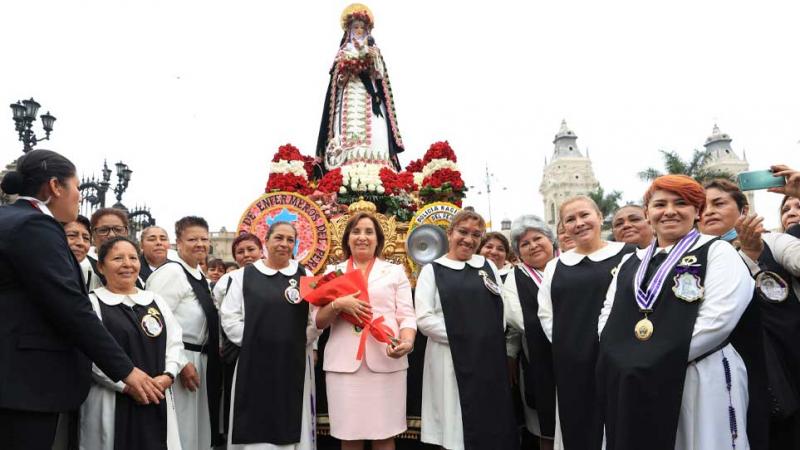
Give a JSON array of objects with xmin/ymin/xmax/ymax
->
[
  {"xmin": 255, "ymin": 259, "xmax": 299, "ymax": 276},
  {"xmin": 434, "ymin": 254, "xmax": 486, "ymax": 270},
  {"xmin": 559, "ymin": 241, "xmax": 627, "ymax": 266},
  {"xmin": 93, "ymin": 287, "xmax": 155, "ymax": 306}
]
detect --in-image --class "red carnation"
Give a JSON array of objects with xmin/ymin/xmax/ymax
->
[
  {"xmin": 271, "ymin": 144, "xmax": 305, "ymax": 162},
  {"xmin": 421, "ymin": 168, "xmax": 464, "ymax": 190},
  {"xmin": 405, "ymin": 158, "xmax": 424, "ymax": 173},
  {"xmin": 266, "ymin": 172, "xmax": 312, "ymax": 195},
  {"xmin": 422, "ymin": 141, "xmax": 457, "ymax": 164},
  {"xmin": 317, "ymin": 168, "xmax": 343, "ymax": 194}
]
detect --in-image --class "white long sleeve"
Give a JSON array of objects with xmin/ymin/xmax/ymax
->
[
  {"xmin": 502, "ymin": 268, "xmax": 525, "ymax": 358},
  {"xmin": 87, "ymin": 294, "xmax": 126, "ymax": 393},
  {"xmin": 414, "ymin": 264, "xmax": 449, "ymax": 344},
  {"xmin": 536, "ymin": 259, "xmax": 559, "ymax": 343},
  {"xmin": 688, "ymin": 240, "xmax": 754, "ymax": 361},
  {"xmin": 154, "ymin": 294, "xmax": 187, "ymax": 376}
]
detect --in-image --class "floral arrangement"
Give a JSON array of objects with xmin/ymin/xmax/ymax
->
[
  {"xmin": 264, "ymin": 140, "xmax": 465, "ymax": 219},
  {"xmin": 337, "ymin": 52, "xmax": 373, "ymax": 77},
  {"xmin": 265, "ymin": 144, "xmax": 313, "ymax": 195},
  {"xmin": 416, "ymin": 141, "xmax": 467, "ymax": 206}
]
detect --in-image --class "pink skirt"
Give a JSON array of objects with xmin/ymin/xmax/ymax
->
[{"xmin": 326, "ymin": 364, "xmax": 407, "ymax": 440}]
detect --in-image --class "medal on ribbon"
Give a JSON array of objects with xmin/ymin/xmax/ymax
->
[
  {"xmin": 478, "ymin": 269, "xmax": 502, "ymax": 295},
  {"xmin": 632, "ymin": 229, "xmax": 701, "ymax": 341},
  {"xmin": 755, "ymin": 270, "xmax": 789, "ymax": 303},
  {"xmin": 521, "ymin": 264, "xmax": 544, "ymax": 288},
  {"xmin": 141, "ymin": 307, "xmax": 164, "ymax": 338},
  {"xmin": 284, "ymin": 278, "xmax": 302, "ymax": 304}
]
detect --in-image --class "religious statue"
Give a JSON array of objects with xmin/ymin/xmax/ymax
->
[{"xmin": 316, "ymin": 3, "xmax": 405, "ymax": 173}]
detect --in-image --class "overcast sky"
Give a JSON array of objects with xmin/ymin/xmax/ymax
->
[{"xmin": 2, "ymin": 0, "xmax": 798, "ymax": 234}]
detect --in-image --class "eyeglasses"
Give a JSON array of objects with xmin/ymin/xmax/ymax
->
[
  {"xmin": 95, "ymin": 226, "xmax": 128, "ymax": 237},
  {"xmin": 65, "ymin": 231, "xmax": 91, "ymax": 241}
]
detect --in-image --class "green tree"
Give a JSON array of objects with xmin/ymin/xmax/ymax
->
[
  {"xmin": 589, "ymin": 186, "xmax": 623, "ymax": 230},
  {"xmin": 638, "ymin": 149, "xmax": 735, "ymax": 184}
]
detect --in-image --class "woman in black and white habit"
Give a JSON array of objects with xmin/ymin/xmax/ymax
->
[
  {"xmin": 80, "ymin": 237, "xmax": 183, "ymax": 450},
  {"xmin": 415, "ymin": 210, "xmax": 518, "ymax": 450},
  {"xmin": 597, "ymin": 175, "xmax": 754, "ymax": 450},
  {"xmin": 147, "ymin": 216, "xmax": 223, "ymax": 450},
  {"xmin": 503, "ymin": 214, "xmax": 557, "ymax": 450},
  {"xmin": 537, "ymin": 195, "xmax": 631, "ymax": 450},
  {"xmin": 220, "ymin": 222, "xmax": 320, "ymax": 449}
]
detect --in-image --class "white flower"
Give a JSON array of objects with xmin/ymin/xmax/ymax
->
[
  {"xmin": 339, "ymin": 186, "xmax": 347, "ymax": 194},
  {"xmin": 367, "ymin": 184, "xmax": 376, "ymax": 192},
  {"xmin": 422, "ymin": 158, "xmax": 458, "ymax": 179},
  {"xmin": 413, "ymin": 172, "xmax": 425, "ymax": 186},
  {"xmin": 351, "ymin": 182, "xmax": 359, "ymax": 190},
  {"xmin": 377, "ymin": 185, "xmax": 385, "ymax": 194}
]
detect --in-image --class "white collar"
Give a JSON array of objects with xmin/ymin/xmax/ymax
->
[
  {"xmin": 255, "ymin": 259, "xmax": 299, "ymax": 276},
  {"xmin": 498, "ymin": 263, "xmax": 514, "ymax": 275},
  {"xmin": 17, "ymin": 196, "xmax": 54, "ymax": 218},
  {"xmin": 175, "ymin": 255, "xmax": 203, "ymax": 280},
  {"xmin": 434, "ymin": 254, "xmax": 485, "ymax": 270},
  {"xmin": 93, "ymin": 287, "xmax": 155, "ymax": 306},
  {"xmin": 559, "ymin": 241, "xmax": 627, "ymax": 266},
  {"xmin": 635, "ymin": 233, "xmax": 716, "ymax": 259}
]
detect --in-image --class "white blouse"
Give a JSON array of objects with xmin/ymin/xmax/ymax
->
[
  {"xmin": 146, "ymin": 256, "xmax": 208, "ymax": 346},
  {"xmin": 537, "ymin": 241, "xmax": 627, "ymax": 342}
]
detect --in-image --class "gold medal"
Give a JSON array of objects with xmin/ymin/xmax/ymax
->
[{"xmin": 634, "ymin": 317, "xmax": 654, "ymax": 341}]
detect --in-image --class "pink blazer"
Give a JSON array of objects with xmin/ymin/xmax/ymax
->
[{"xmin": 313, "ymin": 258, "xmax": 416, "ymax": 373}]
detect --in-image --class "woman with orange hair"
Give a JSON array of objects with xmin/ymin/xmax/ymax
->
[{"xmin": 597, "ymin": 175, "xmax": 759, "ymax": 450}]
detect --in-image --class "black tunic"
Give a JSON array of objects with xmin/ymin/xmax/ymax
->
[
  {"xmin": 432, "ymin": 259, "xmax": 517, "ymax": 450},
  {"xmin": 232, "ymin": 264, "xmax": 309, "ymax": 445},
  {"xmin": 171, "ymin": 262, "xmax": 224, "ymax": 447},
  {"xmin": 98, "ymin": 298, "xmax": 167, "ymax": 450},
  {"xmin": 512, "ymin": 266, "xmax": 556, "ymax": 438},
  {"xmin": 550, "ymin": 244, "xmax": 631, "ymax": 450},
  {"xmin": 758, "ymin": 241, "xmax": 800, "ymax": 449},
  {"xmin": 597, "ymin": 242, "xmax": 710, "ymax": 450}
]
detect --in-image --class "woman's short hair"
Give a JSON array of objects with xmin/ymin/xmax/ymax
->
[
  {"xmin": 0, "ymin": 149, "xmax": 76, "ymax": 198},
  {"xmin": 90, "ymin": 207, "xmax": 130, "ymax": 229},
  {"xmin": 97, "ymin": 236, "xmax": 140, "ymax": 264},
  {"xmin": 558, "ymin": 195, "xmax": 602, "ymax": 219},
  {"xmin": 704, "ymin": 178, "xmax": 748, "ymax": 212},
  {"xmin": 224, "ymin": 262, "xmax": 239, "ymax": 271},
  {"xmin": 73, "ymin": 215, "xmax": 92, "ymax": 235},
  {"xmin": 644, "ymin": 175, "xmax": 706, "ymax": 213},
  {"xmin": 175, "ymin": 216, "xmax": 209, "ymax": 239},
  {"xmin": 342, "ymin": 212, "xmax": 385, "ymax": 259},
  {"xmin": 231, "ymin": 232, "xmax": 263, "ymax": 255},
  {"xmin": 140, "ymin": 225, "xmax": 168, "ymax": 241},
  {"xmin": 447, "ymin": 210, "xmax": 486, "ymax": 234},
  {"xmin": 265, "ymin": 221, "xmax": 297, "ymax": 240},
  {"xmin": 207, "ymin": 258, "xmax": 225, "ymax": 271},
  {"xmin": 509, "ymin": 214, "xmax": 556, "ymax": 256},
  {"xmin": 478, "ymin": 232, "xmax": 511, "ymax": 255}
]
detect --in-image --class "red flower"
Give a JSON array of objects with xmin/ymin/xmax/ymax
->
[
  {"xmin": 271, "ymin": 144, "xmax": 305, "ymax": 162},
  {"xmin": 405, "ymin": 158, "xmax": 424, "ymax": 173},
  {"xmin": 379, "ymin": 168, "xmax": 417, "ymax": 195},
  {"xmin": 317, "ymin": 168, "xmax": 343, "ymax": 194},
  {"xmin": 422, "ymin": 141, "xmax": 457, "ymax": 164},
  {"xmin": 302, "ymin": 155, "xmax": 316, "ymax": 178},
  {"xmin": 421, "ymin": 168, "xmax": 465, "ymax": 190},
  {"xmin": 266, "ymin": 172, "xmax": 312, "ymax": 195}
]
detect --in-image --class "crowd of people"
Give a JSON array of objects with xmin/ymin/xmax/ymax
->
[{"xmin": 1, "ymin": 148, "xmax": 800, "ymax": 450}]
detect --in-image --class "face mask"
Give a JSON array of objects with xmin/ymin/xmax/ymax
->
[{"xmin": 720, "ymin": 228, "xmax": 738, "ymax": 242}]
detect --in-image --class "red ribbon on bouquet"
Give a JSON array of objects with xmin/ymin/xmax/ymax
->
[{"xmin": 299, "ymin": 259, "xmax": 398, "ymax": 360}]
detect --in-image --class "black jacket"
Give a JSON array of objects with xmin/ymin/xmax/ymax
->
[{"xmin": 0, "ymin": 200, "xmax": 133, "ymax": 412}]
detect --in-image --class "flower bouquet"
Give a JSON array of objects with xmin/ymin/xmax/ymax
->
[{"xmin": 300, "ymin": 269, "xmax": 398, "ymax": 359}]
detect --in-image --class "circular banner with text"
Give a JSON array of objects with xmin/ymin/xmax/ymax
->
[{"xmin": 237, "ymin": 192, "xmax": 331, "ymax": 273}]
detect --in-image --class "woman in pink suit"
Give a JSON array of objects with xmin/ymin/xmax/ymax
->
[{"xmin": 314, "ymin": 212, "xmax": 417, "ymax": 450}]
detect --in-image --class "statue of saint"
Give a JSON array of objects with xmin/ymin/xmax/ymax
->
[{"xmin": 316, "ymin": 3, "xmax": 405, "ymax": 173}]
